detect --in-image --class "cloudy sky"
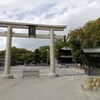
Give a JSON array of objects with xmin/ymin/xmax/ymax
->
[{"xmin": 0, "ymin": 0, "xmax": 100, "ymax": 51}]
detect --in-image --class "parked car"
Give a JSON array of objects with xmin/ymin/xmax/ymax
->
[{"xmin": 58, "ymin": 64, "xmax": 69, "ymax": 68}]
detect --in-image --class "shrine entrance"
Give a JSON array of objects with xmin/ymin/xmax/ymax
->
[{"xmin": 0, "ymin": 21, "xmax": 66, "ymax": 78}]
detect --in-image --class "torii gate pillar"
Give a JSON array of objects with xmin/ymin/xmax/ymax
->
[
  {"xmin": 1, "ymin": 27, "xmax": 13, "ymax": 79},
  {"xmin": 48, "ymin": 29, "xmax": 59, "ymax": 77}
]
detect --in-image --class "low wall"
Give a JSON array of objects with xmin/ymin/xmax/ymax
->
[
  {"xmin": 23, "ymin": 69, "xmax": 39, "ymax": 77},
  {"xmin": 82, "ymin": 76, "xmax": 100, "ymax": 91}
]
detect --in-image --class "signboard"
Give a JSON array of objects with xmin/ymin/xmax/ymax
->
[{"xmin": 28, "ymin": 25, "xmax": 36, "ymax": 37}]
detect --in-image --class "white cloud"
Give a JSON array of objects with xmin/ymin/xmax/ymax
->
[{"xmin": 0, "ymin": 0, "xmax": 100, "ymax": 51}]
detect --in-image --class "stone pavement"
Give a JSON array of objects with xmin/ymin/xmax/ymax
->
[{"xmin": 0, "ymin": 67, "xmax": 100, "ymax": 100}]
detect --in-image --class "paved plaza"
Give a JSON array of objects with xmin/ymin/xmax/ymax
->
[{"xmin": 0, "ymin": 67, "xmax": 100, "ymax": 100}]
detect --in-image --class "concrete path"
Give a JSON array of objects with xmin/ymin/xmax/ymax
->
[{"xmin": 0, "ymin": 67, "xmax": 100, "ymax": 100}]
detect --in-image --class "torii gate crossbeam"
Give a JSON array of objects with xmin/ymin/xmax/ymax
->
[{"xmin": 0, "ymin": 21, "xmax": 66, "ymax": 79}]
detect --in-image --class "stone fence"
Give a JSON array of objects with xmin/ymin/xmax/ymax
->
[
  {"xmin": 85, "ymin": 68, "xmax": 100, "ymax": 76},
  {"xmin": 82, "ymin": 76, "xmax": 100, "ymax": 91}
]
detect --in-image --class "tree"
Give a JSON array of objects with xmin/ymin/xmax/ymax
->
[
  {"xmin": 67, "ymin": 28, "xmax": 86, "ymax": 46},
  {"xmin": 0, "ymin": 50, "xmax": 5, "ymax": 58},
  {"xmin": 66, "ymin": 17, "xmax": 100, "ymax": 67},
  {"xmin": 0, "ymin": 46, "xmax": 34, "ymax": 66},
  {"xmin": 55, "ymin": 39, "xmax": 65, "ymax": 57},
  {"xmin": 39, "ymin": 46, "xmax": 50, "ymax": 65},
  {"xmin": 67, "ymin": 18, "xmax": 100, "ymax": 48},
  {"xmin": 33, "ymin": 49, "xmax": 41, "ymax": 65},
  {"xmin": 83, "ymin": 17, "xmax": 100, "ymax": 47}
]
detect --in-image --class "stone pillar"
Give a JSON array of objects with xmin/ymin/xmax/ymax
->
[
  {"xmin": 48, "ymin": 29, "xmax": 58, "ymax": 77},
  {"xmin": 1, "ymin": 27, "xmax": 13, "ymax": 79}
]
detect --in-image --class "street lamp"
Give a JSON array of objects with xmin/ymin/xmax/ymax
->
[{"xmin": 46, "ymin": 49, "xmax": 49, "ymax": 65}]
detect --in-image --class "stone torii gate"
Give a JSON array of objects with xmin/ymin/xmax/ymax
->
[{"xmin": 0, "ymin": 21, "xmax": 66, "ymax": 79}]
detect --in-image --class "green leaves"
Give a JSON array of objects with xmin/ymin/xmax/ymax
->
[
  {"xmin": 39, "ymin": 46, "xmax": 50, "ymax": 65},
  {"xmin": 83, "ymin": 17, "xmax": 100, "ymax": 47},
  {"xmin": 33, "ymin": 49, "xmax": 41, "ymax": 65},
  {"xmin": 11, "ymin": 47, "xmax": 33, "ymax": 65},
  {"xmin": 66, "ymin": 17, "xmax": 100, "ymax": 66},
  {"xmin": 68, "ymin": 17, "xmax": 100, "ymax": 48}
]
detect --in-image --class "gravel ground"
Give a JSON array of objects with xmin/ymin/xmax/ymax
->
[{"xmin": 0, "ymin": 67, "xmax": 100, "ymax": 100}]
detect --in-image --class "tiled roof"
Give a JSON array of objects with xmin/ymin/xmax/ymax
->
[{"xmin": 83, "ymin": 48, "xmax": 100, "ymax": 53}]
